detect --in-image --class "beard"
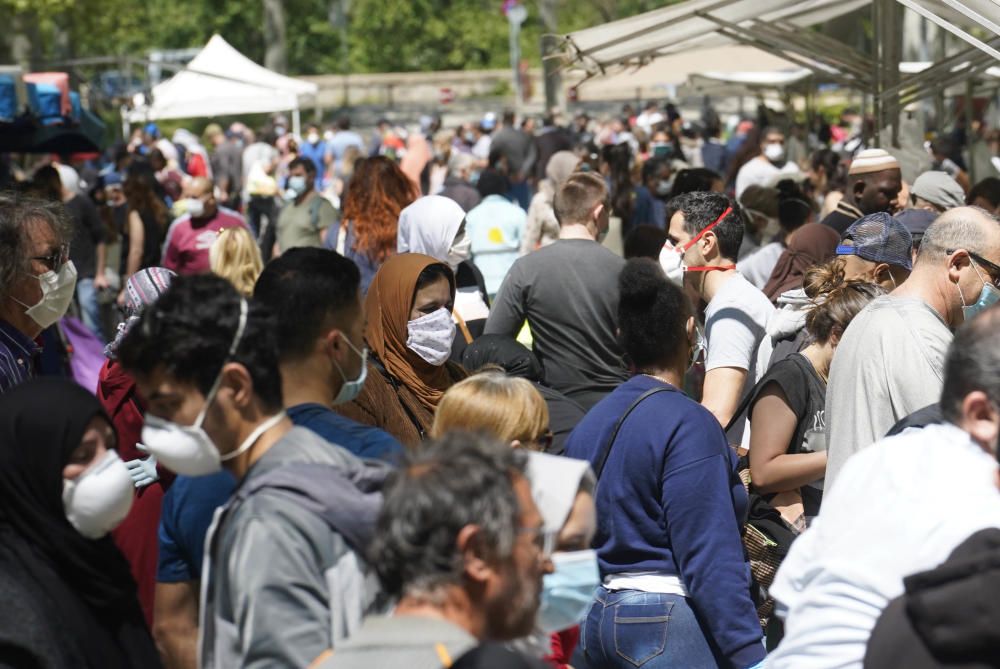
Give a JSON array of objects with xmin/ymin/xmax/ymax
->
[{"xmin": 483, "ymin": 563, "xmax": 542, "ymax": 641}]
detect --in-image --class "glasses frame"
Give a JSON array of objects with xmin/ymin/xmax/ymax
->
[
  {"xmin": 947, "ymin": 248, "xmax": 1000, "ymax": 288},
  {"xmin": 31, "ymin": 244, "xmax": 69, "ymax": 272}
]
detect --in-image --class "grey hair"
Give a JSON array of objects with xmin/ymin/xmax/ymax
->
[
  {"xmin": 369, "ymin": 431, "xmax": 528, "ymax": 601},
  {"xmin": 917, "ymin": 206, "xmax": 997, "ymax": 263},
  {"xmin": 941, "ymin": 305, "xmax": 1000, "ymax": 424},
  {"xmin": 0, "ymin": 192, "xmax": 71, "ymax": 300}
]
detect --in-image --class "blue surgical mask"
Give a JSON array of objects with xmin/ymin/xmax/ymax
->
[
  {"xmin": 287, "ymin": 175, "xmax": 308, "ymax": 197},
  {"xmin": 960, "ymin": 261, "xmax": 1000, "ymax": 321},
  {"xmin": 332, "ymin": 333, "xmax": 368, "ymax": 405},
  {"xmin": 537, "ymin": 549, "xmax": 600, "ymax": 633}
]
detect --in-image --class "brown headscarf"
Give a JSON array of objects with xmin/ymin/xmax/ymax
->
[
  {"xmin": 366, "ymin": 253, "xmax": 456, "ymax": 412},
  {"xmin": 762, "ymin": 223, "xmax": 841, "ymax": 302}
]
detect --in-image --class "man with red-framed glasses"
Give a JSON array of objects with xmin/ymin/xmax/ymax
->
[
  {"xmin": 0, "ymin": 194, "xmax": 76, "ymax": 393},
  {"xmin": 664, "ymin": 191, "xmax": 775, "ymax": 437}
]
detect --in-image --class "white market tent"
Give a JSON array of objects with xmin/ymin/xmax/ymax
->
[
  {"xmin": 556, "ymin": 0, "xmax": 1000, "ymax": 145},
  {"xmin": 127, "ymin": 35, "xmax": 317, "ymax": 134}
]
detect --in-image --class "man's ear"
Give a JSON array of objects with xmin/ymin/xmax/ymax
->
[
  {"xmin": 220, "ymin": 362, "xmax": 254, "ymax": 410},
  {"xmin": 457, "ymin": 524, "xmax": 493, "ymax": 585},
  {"xmin": 852, "ymin": 177, "xmax": 867, "ymax": 201},
  {"xmin": 947, "ymin": 249, "xmax": 970, "ymax": 285},
  {"xmin": 962, "ymin": 391, "xmax": 1000, "ymax": 454}
]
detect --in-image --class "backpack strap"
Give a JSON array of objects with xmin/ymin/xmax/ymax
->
[
  {"xmin": 309, "ymin": 194, "xmax": 324, "ymax": 233},
  {"xmin": 593, "ymin": 386, "xmax": 674, "ymax": 482}
]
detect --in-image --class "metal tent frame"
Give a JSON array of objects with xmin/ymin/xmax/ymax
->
[{"xmin": 556, "ymin": 0, "xmax": 1000, "ymax": 146}]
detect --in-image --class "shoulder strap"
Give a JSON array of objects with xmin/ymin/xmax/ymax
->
[
  {"xmin": 309, "ymin": 194, "xmax": 324, "ymax": 231},
  {"xmin": 370, "ymin": 355, "xmax": 428, "ymax": 439},
  {"xmin": 593, "ymin": 386, "xmax": 674, "ymax": 482}
]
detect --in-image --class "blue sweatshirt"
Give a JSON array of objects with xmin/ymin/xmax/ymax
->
[{"xmin": 565, "ymin": 375, "xmax": 765, "ymax": 668}]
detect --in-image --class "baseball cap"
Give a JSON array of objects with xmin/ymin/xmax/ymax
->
[
  {"xmin": 837, "ymin": 211, "xmax": 913, "ymax": 271},
  {"xmin": 481, "ymin": 112, "xmax": 497, "ymax": 131},
  {"xmin": 893, "ymin": 208, "xmax": 938, "ymax": 245},
  {"xmin": 911, "ymin": 171, "xmax": 965, "ymax": 211}
]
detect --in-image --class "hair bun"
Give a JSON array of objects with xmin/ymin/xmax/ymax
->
[
  {"xmin": 619, "ymin": 258, "xmax": 665, "ymax": 308},
  {"xmin": 803, "ymin": 259, "xmax": 847, "ymax": 300}
]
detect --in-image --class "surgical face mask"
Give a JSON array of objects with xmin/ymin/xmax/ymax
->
[
  {"xmin": 287, "ymin": 175, "xmax": 308, "ymax": 197},
  {"xmin": 763, "ymin": 142, "xmax": 785, "ymax": 163},
  {"xmin": 655, "ymin": 180, "xmax": 672, "ymax": 197},
  {"xmin": 307, "ymin": 132, "xmax": 320, "ymax": 145},
  {"xmin": 537, "ymin": 550, "xmax": 600, "ymax": 633},
  {"xmin": 12, "ymin": 260, "xmax": 78, "ymax": 329},
  {"xmin": 960, "ymin": 261, "xmax": 1000, "ymax": 321},
  {"xmin": 651, "ymin": 142, "xmax": 672, "ymax": 159},
  {"xmin": 275, "ymin": 125, "xmax": 287, "ymax": 137},
  {"xmin": 62, "ymin": 450, "xmax": 134, "ymax": 539},
  {"xmin": 406, "ymin": 307, "xmax": 456, "ymax": 367},
  {"xmin": 447, "ymin": 231, "xmax": 472, "ymax": 271},
  {"xmin": 464, "ymin": 131, "xmax": 476, "ymax": 144},
  {"xmin": 332, "ymin": 333, "xmax": 368, "ymax": 405},
  {"xmin": 185, "ymin": 198, "xmax": 205, "ymax": 218},
  {"xmin": 658, "ymin": 205, "xmax": 736, "ymax": 287}
]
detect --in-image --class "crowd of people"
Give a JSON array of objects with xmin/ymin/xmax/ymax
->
[{"xmin": 2, "ymin": 98, "xmax": 1000, "ymax": 669}]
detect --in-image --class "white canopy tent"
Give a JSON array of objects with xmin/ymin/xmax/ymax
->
[
  {"xmin": 557, "ymin": 0, "xmax": 1000, "ymax": 145},
  {"xmin": 127, "ymin": 35, "xmax": 318, "ymax": 135}
]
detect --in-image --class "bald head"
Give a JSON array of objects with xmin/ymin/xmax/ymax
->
[{"xmin": 917, "ymin": 206, "xmax": 1000, "ymax": 264}]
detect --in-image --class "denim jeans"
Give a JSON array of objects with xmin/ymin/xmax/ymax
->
[
  {"xmin": 75, "ymin": 278, "xmax": 105, "ymax": 342},
  {"xmin": 579, "ymin": 587, "xmax": 723, "ymax": 668}
]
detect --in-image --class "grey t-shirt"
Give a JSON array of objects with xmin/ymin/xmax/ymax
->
[
  {"xmin": 319, "ymin": 615, "xmax": 477, "ymax": 669},
  {"xmin": 705, "ymin": 273, "xmax": 775, "ymax": 445},
  {"xmin": 277, "ymin": 193, "xmax": 338, "ymax": 253},
  {"xmin": 484, "ymin": 239, "xmax": 628, "ymax": 410},
  {"xmin": 824, "ymin": 295, "xmax": 952, "ymax": 490}
]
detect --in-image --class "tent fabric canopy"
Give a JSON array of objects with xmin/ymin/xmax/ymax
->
[{"xmin": 127, "ymin": 35, "xmax": 317, "ymax": 122}]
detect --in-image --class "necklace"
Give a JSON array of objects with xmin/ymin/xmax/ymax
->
[{"xmin": 641, "ymin": 372, "xmax": 673, "ymax": 385}]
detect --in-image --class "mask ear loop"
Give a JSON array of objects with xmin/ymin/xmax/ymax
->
[{"xmin": 194, "ymin": 299, "xmax": 249, "ymax": 427}]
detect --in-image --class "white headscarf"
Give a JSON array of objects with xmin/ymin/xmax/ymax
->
[
  {"xmin": 55, "ymin": 163, "xmax": 79, "ymax": 196},
  {"xmin": 397, "ymin": 195, "xmax": 465, "ymax": 263},
  {"xmin": 526, "ymin": 451, "xmax": 595, "ymax": 534}
]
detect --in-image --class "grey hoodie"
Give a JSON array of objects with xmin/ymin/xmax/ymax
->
[{"xmin": 199, "ymin": 427, "xmax": 392, "ymax": 668}]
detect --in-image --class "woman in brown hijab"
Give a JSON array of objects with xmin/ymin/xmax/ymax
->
[
  {"xmin": 334, "ymin": 253, "xmax": 467, "ymax": 447},
  {"xmin": 762, "ymin": 223, "xmax": 841, "ymax": 303}
]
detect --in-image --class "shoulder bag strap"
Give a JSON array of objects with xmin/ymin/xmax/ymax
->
[{"xmin": 593, "ymin": 386, "xmax": 674, "ymax": 482}]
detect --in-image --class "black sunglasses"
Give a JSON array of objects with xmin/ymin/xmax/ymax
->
[
  {"xmin": 31, "ymin": 244, "xmax": 69, "ymax": 272},
  {"xmin": 948, "ymin": 248, "xmax": 1000, "ymax": 287}
]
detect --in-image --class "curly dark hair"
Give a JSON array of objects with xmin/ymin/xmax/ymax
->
[
  {"xmin": 118, "ymin": 274, "xmax": 283, "ymax": 411},
  {"xmin": 342, "ymin": 156, "xmax": 419, "ymax": 262},
  {"xmin": 618, "ymin": 258, "xmax": 693, "ymax": 369},
  {"xmin": 369, "ymin": 431, "xmax": 527, "ymax": 600},
  {"xmin": 671, "ymin": 191, "xmax": 745, "ymax": 261}
]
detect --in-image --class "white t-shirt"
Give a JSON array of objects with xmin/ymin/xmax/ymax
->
[
  {"xmin": 705, "ymin": 273, "xmax": 776, "ymax": 375},
  {"xmin": 737, "ymin": 242, "xmax": 785, "ymax": 290},
  {"xmin": 768, "ymin": 423, "xmax": 1000, "ymax": 668},
  {"xmin": 735, "ymin": 157, "xmax": 797, "ymax": 198},
  {"xmin": 824, "ymin": 296, "xmax": 952, "ymax": 489}
]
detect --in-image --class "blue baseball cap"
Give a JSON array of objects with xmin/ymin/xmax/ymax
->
[{"xmin": 837, "ymin": 211, "xmax": 913, "ymax": 271}]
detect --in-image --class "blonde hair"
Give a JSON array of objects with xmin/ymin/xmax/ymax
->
[
  {"xmin": 431, "ymin": 371, "xmax": 550, "ymax": 449},
  {"xmin": 209, "ymin": 227, "xmax": 263, "ymax": 297}
]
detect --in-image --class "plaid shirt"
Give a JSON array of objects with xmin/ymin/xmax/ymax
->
[{"xmin": 0, "ymin": 319, "xmax": 40, "ymax": 394}]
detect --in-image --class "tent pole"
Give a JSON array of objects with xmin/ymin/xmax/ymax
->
[{"xmin": 292, "ymin": 108, "xmax": 301, "ymax": 138}]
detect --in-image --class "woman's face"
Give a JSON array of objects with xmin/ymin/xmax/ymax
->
[
  {"xmin": 557, "ymin": 490, "xmax": 597, "ymax": 553},
  {"xmin": 63, "ymin": 417, "xmax": 115, "ymax": 481},
  {"xmin": 410, "ymin": 275, "xmax": 453, "ymax": 321}
]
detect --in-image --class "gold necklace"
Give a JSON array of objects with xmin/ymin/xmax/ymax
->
[{"xmin": 641, "ymin": 372, "xmax": 672, "ymax": 385}]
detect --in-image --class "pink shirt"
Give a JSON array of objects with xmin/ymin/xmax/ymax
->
[{"xmin": 161, "ymin": 207, "xmax": 248, "ymax": 276}]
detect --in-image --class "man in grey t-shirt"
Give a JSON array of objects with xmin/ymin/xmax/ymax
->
[
  {"xmin": 825, "ymin": 206, "xmax": 1000, "ymax": 489},
  {"xmin": 485, "ymin": 172, "xmax": 627, "ymax": 410}
]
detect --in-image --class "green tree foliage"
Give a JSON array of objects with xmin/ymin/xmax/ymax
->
[{"xmin": 2, "ymin": 0, "xmax": 682, "ymax": 75}]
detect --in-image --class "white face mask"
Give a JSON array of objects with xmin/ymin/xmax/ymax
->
[
  {"xmin": 62, "ymin": 450, "xmax": 134, "ymax": 539},
  {"xmin": 13, "ymin": 260, "xmax": 78, "ymax": 329},
  {"xmin": 658, "ymin": 241, "xmax": 686, "ymax": 287},
  {"xmin": 332, "ymin": 333, "xmax": 368, "ymax": 405},
  {"xmin": 763, "ymin": 142, "xmax": 785, "ymax": 163},
  {"xmin": 139, "ymin": 300, "xmax": 287, "ymax": 476},
  {"xmin": 406, "ymin": 307, "xmax": 456, "ymax": 366},
  {"xmin": 447, "ymin": 231, "xmax": 472, "ymax": 271},
  {"xmin": 307, "ymin": 132, "xmax": 320, "ymax": 145},
  {"xmin": 185, "ymin": 198, "xmax": 205, "ymax": 218}
]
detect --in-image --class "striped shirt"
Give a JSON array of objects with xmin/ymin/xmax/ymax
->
[{"xmin": 0, "ymin": 320, "xmax": 40, "ymax": 394}]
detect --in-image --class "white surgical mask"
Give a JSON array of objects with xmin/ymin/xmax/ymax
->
[
  {"xmin": 307, "ymin": 132, "xmax": 320, "ymax": 144},
  {"xmin": 447, "ymin": 231, "xmax": 472, "ymax": 271},
  {"xmin": 406, "ymin": 307, "xmax": 456, "ymax": 366},
  {"xmin": 12, "ymin": 260, "xmax": 78, "ymax": 329},
  {"xmin": 659, "ymin": 241, "xmax": 686, "ymax": 287},
  {"xmin": 62, "ymin": 450, "xmax": 134, "ymax": 539},
  {"xmin": 764, "ymin": 142, "xmax": 785, "ymax": 163},
  {"xmin": 139, "ymin": 300, "xmax": 287, "ymax": 476},
  {"xmin": 287, "ymin": 175, "xmax": 308, "ymax": 198},
  {"xmin": 332, "ymin": 333, "xmax": 368, "ymax": 405},
  {"xmin": 185, "ymin": 198, "xmax": 205, "ymax": 218},
  {"xmin": 538, "ymin": 550, "xmax": 601, "ymax": 633}
]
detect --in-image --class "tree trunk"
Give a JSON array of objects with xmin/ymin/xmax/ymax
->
[
  {"xmin": 539, "ymin": 0, "xmax": 563, "ymax": 114},
  {"xmin": 263, "ymin": 0, "xmax": 287, "ymax": 73}
]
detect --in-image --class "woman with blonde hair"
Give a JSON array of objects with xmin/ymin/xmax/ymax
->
[
  {"xmin": 432, "ymin": 370, "xmax": 552, "ymax": 450},
  {"xmin": 209, "ymin": 226, "xmax": 263, "ymax": 297}
]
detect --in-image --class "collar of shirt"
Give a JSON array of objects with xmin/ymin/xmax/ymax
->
[
  {"xmin": 0, "ymin": 319, "xmax": 40, "ymax": 358},
  {"xmin": 835, "ymin": 199, "xmax": 864, "ymax": 221}
]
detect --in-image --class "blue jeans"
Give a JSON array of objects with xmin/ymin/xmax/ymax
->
[
  {"xmin": 76, "ymin": 278, "xmax": 105, "ymax": 342},
  {"xmin": 579, "ymin": 588, "xmax": 723, "ymax": 668}
]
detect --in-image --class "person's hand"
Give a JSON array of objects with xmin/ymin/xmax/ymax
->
[
  {"xmin": 93, "ymin": 273, "xmax": 110, "ymax": 291},
  {"xmin": 125, "ymin": 450, "xmax": 159, "ymax": 488}
]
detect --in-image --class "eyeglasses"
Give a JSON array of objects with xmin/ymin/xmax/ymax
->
[
  {"xmin": 947, "ymin": 248, "xmax": 1000, "ymax": 288},
  {"xmin": 519, "ymin": 525, "xmax": 556, "ymax": 559},
  {"xmin": 31, "ymin": 244, "xmax": 69, "ymax": 272}
]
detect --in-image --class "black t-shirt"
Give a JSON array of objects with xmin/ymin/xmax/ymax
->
[
  {"xmin": 65, "ymin": 195, "xmax": 105, "ymax": 279},
  {"xmin": 748, "ymin": 352, "xmax": 826, "ymax": 517},
  {"xmin": 450, "ymin": 260, "xmax": 490, "ymax": 362},
  {"xmin": 117, "ymin": 205, "xmax": 163, "ymax": 275}
]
